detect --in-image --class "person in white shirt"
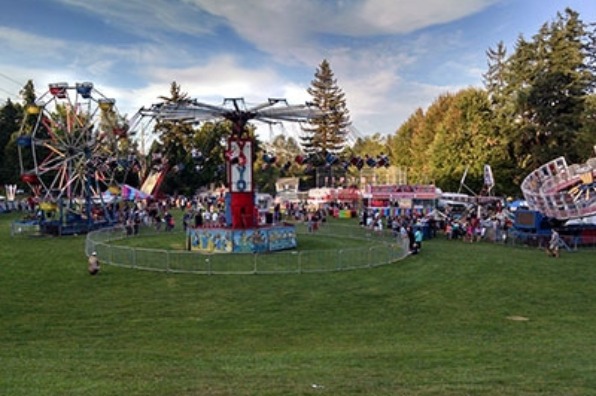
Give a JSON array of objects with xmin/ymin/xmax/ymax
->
[{"xmin": 88, "ymin": 252, "xmax": 100, "ymax": 275}]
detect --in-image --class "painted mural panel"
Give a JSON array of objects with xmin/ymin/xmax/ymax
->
[
  {"xmin": 268, "ymin": 226, "xmax": 297, "ymax": 251},
  {"xmin": 187, "ymin": 225, "xmax": 298, "ymax": 254},
  {"xmin": 189, "ymin": 229, "xmax": 233, "ymax": 253},
  {"xmin": 232, "ymin": 229, "xmax": 269, "ymax": 253}
]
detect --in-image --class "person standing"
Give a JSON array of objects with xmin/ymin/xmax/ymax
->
[
  {"xmin": 414, "ymin": 227, "xmax": 423, "ymax": 252},
  {"xmin": 547, "ymin": 229, "xmax": 561, "ymax": 258},
  {"xmin": 88, "ymin": 251, "xmax": 100, "ymax": 275},
  {"xmin": 407, "ymin": 226, "xmax": 416, "ymax": 254}
]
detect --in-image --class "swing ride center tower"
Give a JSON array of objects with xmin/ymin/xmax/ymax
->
[{"xmin": 137, "ymin": 97, "xmax": 323, "ymax": 253}]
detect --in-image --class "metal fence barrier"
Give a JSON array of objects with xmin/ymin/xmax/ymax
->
[
  {"xmin": 443, "ymin": 228, "xmax": 596, "ymax": 251},
  {"xmin": 10, "ymin": 220, "xmax": 41, "ymax": 237},
  {"xmin": 85, "ymin": 223, "xmax": 409, "ymax": 275},
  {"xmin": 505, "ymin": 230, "xmax": 596, "ymax": 251}
]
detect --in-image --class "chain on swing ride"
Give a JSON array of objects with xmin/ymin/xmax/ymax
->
[
  {"xmin": 17, "ymin": 82, "xmax": 138, "ymax": 235},
  {"xmin": 133, "ymin": 97, "xmax": 323, "ymax": 253}
]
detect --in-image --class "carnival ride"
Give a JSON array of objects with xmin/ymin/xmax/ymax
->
[
  {"xmin": 518, "ymin": 150, "xmax": 596, "ymax": 245},
  {"xmin": 133, "ymin": 97, "xmax": 323, "ymax": 253},
  {"xmin": 16, "ymin": 82, "xmax": 139, "ymax": 235},
  {"xmin": 521, "ymin": 151, "xmax": 596, "ymax": 220}
]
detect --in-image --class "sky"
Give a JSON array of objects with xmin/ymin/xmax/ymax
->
[{"xmin": 0, "ymin": 0, "xmax": 594, "ymax": 142}]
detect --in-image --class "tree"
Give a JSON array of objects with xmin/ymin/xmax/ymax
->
[
  {"xmin": 386, "ymin": 108, "xmax": 424, "ymax": 173},
  {"xmin": 301, "ymin": 59, "xmax": 351, "ymax": 158},
  {"xmin": 383, "ymin": 8, "xmax": 596, "ymax": 196},
  {"xmin": 411, "ymin": 93, "xmax": 454, "ymax": 183},
  {"xmin": 154, "ymin": 82, "xmax": 194, "ymax": 160},
  {"xmin": 2, "ymin": 81, "xmax": 38, "ymax": 188},
  {"xmin": 502, "ymin": 9, "xmax": 594, "ymax": 180},
  {"xmin": 0, "ymin": 99, "xmax": 22, "ymax": 185},
  {"xmin": 189, "ymin": 121, "xmax": 231, "ymax": 191},
  {"xmin": 576, "ymin": 93, "xmax": 596, "ymax": 160},
  {"xmin": 265, "ymin": 134, "xmax": 304, "ymax": 177},
  {"xmin": 483, "ymin": 41, "xmax": 508, "ymax": 106},
  {"xmin": 151, "ymin": 82, "xmax": 198, "ymax": 194},
  {"xmin": 427, "ymin": 89, "xmax": 497, "ymax": 193}
]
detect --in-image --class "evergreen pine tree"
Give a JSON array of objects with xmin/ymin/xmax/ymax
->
[
  {"xmin": 483, "ymin": 41, "xmax": 508, "ymax": 106},
  {"xmin": 301, "ymin": 59, "xmax": 351, "ymax": 159}
]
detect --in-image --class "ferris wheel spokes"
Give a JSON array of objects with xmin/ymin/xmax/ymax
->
[{"xmin": 17, "ymin": 81, "xmax": 137, "ymax": 231}]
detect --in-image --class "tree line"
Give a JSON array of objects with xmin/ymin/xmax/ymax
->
[{"xmin": 386, "ymin": 8, "xmax": 596, "ymax": 196}]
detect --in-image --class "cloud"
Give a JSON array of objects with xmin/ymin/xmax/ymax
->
[
  {"xmin": 0, "ymin": 27, "xmax": 68, "ymax": 61},
  {"xmin": 139, "ymin": 55, "xmax": 285, "ymax": 101},
  {"xmin": 190, "ymin": 0, "xmax": 499, "ymax": 60},
  {"xmin": 55, "ymin": 0, "xmax": 217, "ymax": 39},
  {"xmin": 352, "ymin": 0, "xmax": 499, "ymax": 34},
  {"xmin": 108, "ymin": 55, "xmax": 309, "ymax": 117},
  {"xmin": 0, "ymin": 0, "xmax": 505, "ymax": 140}
]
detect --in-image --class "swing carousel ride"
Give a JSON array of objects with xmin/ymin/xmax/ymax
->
[
  {"xmin": 16, "ymin": 82, "xmax": 140, "ymax": 235},
  {"xmin": 133, "ymin": 97, "xmax": 323, "ymax": 253}
]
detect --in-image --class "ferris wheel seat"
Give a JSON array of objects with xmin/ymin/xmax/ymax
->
[
  {"xmin": 20, "ymin": 173, "xmax": 40, "ymax": 185},
  {"xmin": 112, "ymin": 127, "xmax": 127, "ymax": 137},
  {"xmin": 49, "ymin": 83, "xmax": 68, "ymax": 98},
  {"xmin": 17, "ymin": 136, "xmax": 32, "ymax": 147},
  {"xmin": 262, "ymin": 153, "xmax": 277, "ymax": 164},
  {"xmin": 350, "ymin": 156, "xmax": 364, "ymax": 169},
  {"xmin": 98, "ymin": 99, "xmax": 115, "ymax": 112},
  {"xmin": 40, "ymin": 202, "xmax": 58, "ymax": 212},
  {"xmin": 26, "ymin": 104, "xmax": 41, "ymax": 115},
  {"xmin": 325, "ymin": 153, "xmax": 339, "ymax": 165},
  {"xmin": 76, "ymin": 82, "xmax": 94, "ymax": 99}
]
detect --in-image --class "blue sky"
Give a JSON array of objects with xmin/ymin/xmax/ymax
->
[{"xmin": 0, "ymin": 0, "xmax": 594, "ymax": 141}]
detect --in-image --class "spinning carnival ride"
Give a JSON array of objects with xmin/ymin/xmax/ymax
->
[
  {"xmin": 521, "ymin": 151, "xmax": 596, "ymax": 221},
  {"xmin": 17, "ymin": 82, "xmax": 138, "ymax": 235},
  {"xmin": 135, "ymin": 97, "xmax": 323, "ymax": 253},
  {"xmin": 516, "ymin": 151, "xmax": 596, "ymax": 246}
]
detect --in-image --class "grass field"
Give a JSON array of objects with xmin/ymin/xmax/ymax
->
[{"xmin": 1, "ymin": 211, "xmax": 595, "ymax": 395}]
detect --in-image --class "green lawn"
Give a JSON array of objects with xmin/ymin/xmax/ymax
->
[{"xmin": 1, "ymin": 212, "xmax": 595, "ymax": 395}]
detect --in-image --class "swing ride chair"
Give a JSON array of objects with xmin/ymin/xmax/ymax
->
[
  {"xmin": 15, "ymin": 82, "xmax": 138, "ymax": 236},
  {"xmin": 134, "ymin": 97, "xmax": 324, "ymax": 254}
]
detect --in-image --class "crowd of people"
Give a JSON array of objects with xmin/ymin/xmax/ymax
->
[
  {"xmin": 443, "ymin": 214, "xmax": 512, "ymax": 243},
  {"xmin": 4, "ymin": 189, "xmax": 567, "ymax": 278},
  {"xmin": 352, "ymin": 202, "xmax": 540, "ymax": 257}
]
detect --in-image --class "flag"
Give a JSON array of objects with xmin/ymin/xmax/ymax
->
[
  {"xmin": 483, "ymin": 164, "xmax": 494, "ymax": 188},
  {"xmin": 121, "ymin": 184, "xmax": 151, "ymax": 201}
]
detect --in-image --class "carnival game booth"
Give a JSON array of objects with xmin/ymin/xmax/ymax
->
[
  {"xmin": 362, "ymin": 184, "xmax": 440, "ymax": 217},
  {"xmin": 307, "ymin": 187, "xmax": 338, "ymax": 210},
  {"xmin": 275, "ymin": 177, "xmax": 302, "ymax": 204}
]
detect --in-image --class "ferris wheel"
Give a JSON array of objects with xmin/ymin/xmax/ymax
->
[{"xmin": 17, "ymin": 82, "xmax": 136, "ymax": 216}]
